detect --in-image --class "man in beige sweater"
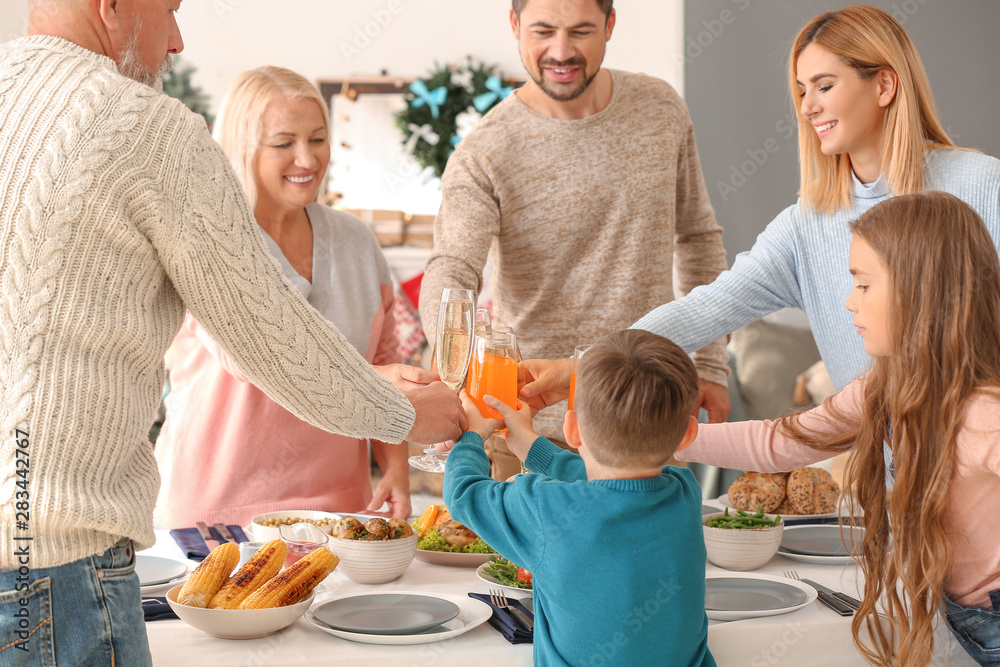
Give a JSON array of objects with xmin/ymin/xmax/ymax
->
[{"xmin": 420, "ymin": 0, "xmax": 731, "ymax": 479}]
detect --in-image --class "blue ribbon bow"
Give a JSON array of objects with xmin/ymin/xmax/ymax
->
[
  {"xmin": 409, "ymin": 80, "xmax": 448, "ymax": 119},
  {"xmin": 472, "ymin": 75, "xmax": 515, "ymax": 113}
]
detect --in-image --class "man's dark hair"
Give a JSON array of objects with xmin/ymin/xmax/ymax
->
[{"xmin": 512, "ymin": 0, "xmax": 614, "ymax": 21}]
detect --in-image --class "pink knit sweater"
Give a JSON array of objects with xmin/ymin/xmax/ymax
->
[
  {"xmin": 154, "ymin": 205, "xmax": 401, "ymax": 528},
  {"xmin": 680, "ymin": 378, "xmax": 1000, "ymax": 608}
]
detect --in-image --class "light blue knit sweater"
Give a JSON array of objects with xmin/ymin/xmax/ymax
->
[{"xmin": 633, "ymin": 149, "xmax": 1000, "ymax": 390}]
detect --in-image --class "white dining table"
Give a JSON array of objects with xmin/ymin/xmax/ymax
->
[{"xmin": 143, "ymin": 529, "xmax": 977, "ymax": 666}]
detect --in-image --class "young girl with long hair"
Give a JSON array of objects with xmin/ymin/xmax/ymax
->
[{"xmin": 679, "ymin": 191, "xmax": 1000, "ymax": 666}]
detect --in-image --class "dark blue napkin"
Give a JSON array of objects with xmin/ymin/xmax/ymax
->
[
  {"xmin": 469, "ymin": 592, "xmax": 533, "ymax": 644},
  {"xmin": 168, "ymin": 525, "xmax": 249, "ymax": 561},
  {"xmin": 142, "ymin": 597, "xmax": 179, "ymax": 622}
]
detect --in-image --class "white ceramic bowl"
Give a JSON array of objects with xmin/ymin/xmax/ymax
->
[
  {"xmin": 326, "ymin": 532, "xmax": 418, "ymax": 584},
  {"xmin": 165, "ymin": 585, "xmax": 313, "ymax": 639},
  {"xmin": 703, "ymin": 511, "xmax": 784, "ymax": 571},
  {"xmin": 250, "ymin": 510, "xmax": 341, "ymax": 542}
]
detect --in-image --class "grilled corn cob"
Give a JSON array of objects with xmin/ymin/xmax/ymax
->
[
  {"xmin": 177, "ymin": 542, "xmax": 240, "ymax": 608},
  {"xmin": 239, "ymin": 546, "xmax": 338, "ymax": 609},
  {"xmin": 208, "ymin": 539, "xmax": 288, "ymax": 609}
]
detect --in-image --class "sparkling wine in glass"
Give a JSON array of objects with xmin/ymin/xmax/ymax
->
[
  {"xmin": 436, "ymin": 301, "xmax": 474, "ymax": 391},
  {"xmin": 409, "ymin": 288, "xmax": 475, "ymax": 474}
]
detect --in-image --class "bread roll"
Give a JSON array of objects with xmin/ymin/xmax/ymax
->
[{"xmin": 727, "ymin": 472, "xmax": 786, "ymax": 513}]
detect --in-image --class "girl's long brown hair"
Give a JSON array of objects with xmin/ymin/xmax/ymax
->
[
  {"xmin": 789, "ymin": 5, "xmax": 959, "ymax": 213},
  {"xmin": 779, "ymin": 192, "xmax": 1000, "ymax": 665}
]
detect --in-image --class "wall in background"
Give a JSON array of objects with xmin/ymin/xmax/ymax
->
[
  {"xmin": 174, "ymin": 1, "xmax": 684, "ymax": 114},
  {"xmin": 684, "ymin": 0, "xmax": 1000, "ymax": 264},
  {"xmin": 0, "ymin": 2, "xmax": 29, "ymax": 43}
]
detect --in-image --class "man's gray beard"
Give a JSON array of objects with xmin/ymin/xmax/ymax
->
[{"xmin": 117, "ymin": 20, "xmax": 172, "ymax": 92}]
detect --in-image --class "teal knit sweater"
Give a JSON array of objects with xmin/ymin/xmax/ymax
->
[{"xmin": 444, "ymin": 433, "xmax": 716, "ymax": 666}]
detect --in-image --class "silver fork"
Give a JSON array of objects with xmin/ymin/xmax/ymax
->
[
  {"xmin": 489, "ymin": 588, "xmax": 533, "ymax": 631},
  {"xmin": 784, "ymin": 570, "xmax": 855, "ymax": 615}
]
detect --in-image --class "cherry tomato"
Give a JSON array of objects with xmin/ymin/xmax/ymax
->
[{"xmin": 516, "ymin": 567, "xmax": 532, "ymax": 586}]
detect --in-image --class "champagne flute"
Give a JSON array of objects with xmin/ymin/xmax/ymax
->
[
  {"xmin": 435, "ymin": 289, "xmax": 475, "ymax": 391},
  {"xmin": 474, "ymin": 307, "xmax": 492, "ymax": 336},
  {"xmin": 409, "ymin": 288, "xmax": 474, "ymax": 473}
]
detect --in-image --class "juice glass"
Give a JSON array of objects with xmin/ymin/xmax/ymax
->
[
  {"xmin": 468, "ymin": 332, "xmax": 519, "ymax": 420},
  {"xmin": 568, "ymin": 344, "xmax": 592, "ymax": 411}
]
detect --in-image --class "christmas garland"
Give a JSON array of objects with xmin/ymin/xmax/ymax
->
[{"xmin": 395, "ymin": 59, "xmax": 517, "ymax": 179}]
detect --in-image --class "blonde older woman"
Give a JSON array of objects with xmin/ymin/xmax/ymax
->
[{"xmin": 155, "ymin": 67, "xmax": 413, "ymax": 527}]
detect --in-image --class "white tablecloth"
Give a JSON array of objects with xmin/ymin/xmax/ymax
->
[{"xmin": 143, "ymin": 531, "xmax": 976, "ymax": 666}]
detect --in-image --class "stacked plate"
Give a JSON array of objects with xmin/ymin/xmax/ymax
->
[
  {"xmin": 777, "ymin": 524, "xmax": 865, "ymax": 564},
  {"xmin": 136, "ymin": 555, "xmax": 188, "ymax": 593},
  {"xmin": 307, "ymin": 592, "xmax": 492, "ymax": 645}
]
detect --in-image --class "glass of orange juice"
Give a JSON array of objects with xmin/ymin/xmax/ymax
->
[
  {"xmin": 568, "ymin": 344, "xmax": 592, "ymax": 411},
  {"xmin": 468, "ymin": 331, "xmax": 519, "ymax": 420}
]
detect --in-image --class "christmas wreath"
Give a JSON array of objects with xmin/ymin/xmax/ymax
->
[{"xmin": 395, "ymin": 59, "xmax": 517, "ymax": 179}]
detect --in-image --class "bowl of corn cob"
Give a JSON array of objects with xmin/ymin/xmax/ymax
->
[{"xmin": 167, "ymin": 540, "xmax": 339, "ymax": 639}]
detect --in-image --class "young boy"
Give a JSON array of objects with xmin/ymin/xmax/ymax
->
[{"xmin": 444, "ymin": 329, "xmax": 716, "ymax": 666}]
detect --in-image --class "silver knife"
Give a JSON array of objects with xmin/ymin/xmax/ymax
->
[
  {"xmin": 508, "ymin": 603, "xmax": 534, "ymax": 632},
  {"xmin": 214, "ymin": 523, "xmax": 239, "ymax": 544},
  {"xmin": 800, "ymin": 578, "xmax": 861, "ymax": 609},
  {"xmin": 195, "ymin": 521, "xmax": 222, "ymax": 550},
  {"xmin": 801, "ymin": 578, "xmax": 858, "ymax": 614}
]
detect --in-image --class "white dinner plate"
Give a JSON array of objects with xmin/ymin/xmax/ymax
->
[
  {"xmin": 776, "ymin": 548, "xmax": 856, "ymax": 565},
  {"xmin": 716, "ymin": 493, "xmax": 838, "ymax": 522},
  {"xmin": 135, "ymin": 555, "xmax": 188, "ymax": 587},
  {"xmin": 414, "ymin": 549, "xmax": 494, "ymax": 567},
  {"xmin": 306, "ymin": 592, "xmax": 492, "ymax": 645},
  {"xmin": 312, "ymin": 593, "xmax": 461, "ymax": 635},
  {"xmin": 780, "ymin": 524, "xmax": 865, "ymax": 557},
  {"xmin": 705, "ymin": 572, "xmax": 817, "ymax": 621},
  {"xmin": 476, "ymin": 563, "xmax": 533, "ymax": 595}
]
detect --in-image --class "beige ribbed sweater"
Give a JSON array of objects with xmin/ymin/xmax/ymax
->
[
  {"xmin": 421, "ymin": 70, "xmax": 729, "ymax": 440},
  {"xmin": 0, "ymin": 36, "xmax": 413, "ymax": 569}
]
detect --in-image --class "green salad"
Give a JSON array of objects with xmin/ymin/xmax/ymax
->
[{"xmin": 483, "ymin": 556, "xmax": 532, "ymax": 590}]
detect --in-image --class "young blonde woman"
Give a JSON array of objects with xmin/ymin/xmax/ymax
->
[
  {"xmin": 517, "ymin": 4, "xmax": 1000, "ymax": 410},
  {"xmin": 678, "ymin": 192, "xmax": 1000, "ymax": 666},
  {"xmin": 155, "ymin": 67, "xmax": 415, "ymax": 527}
]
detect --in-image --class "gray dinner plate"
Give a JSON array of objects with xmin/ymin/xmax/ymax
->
[
  {"xmin": 705, "ymin": 577, "xmax": 808, "ymax": 612},
  {"xmin": 702, "ymin": 503, "xmax": 719, "ymax": 516},
  {"xmin": 780, "ymin": 524, "xmax": 865, "ymax": 557},
  {"xmin": 313, "ymin": 594, "xmax": 461, "ymax": 635}
]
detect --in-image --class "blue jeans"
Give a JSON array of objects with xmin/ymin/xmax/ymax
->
[
  {"xmin": 0, "ymin": 539, "xmax": 151, "ymax": 666},
  {"xmin": 944, "ymin": 589, "xmax": 1000, "ymax": 666}
]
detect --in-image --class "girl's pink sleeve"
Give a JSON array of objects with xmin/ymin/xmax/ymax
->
[
  {"xmin": 678, "ymin": 378, "xmax": 866, "ymax": 471},
  {"xmin": 371, "ymin": 283, "xmax": 403, "ymax": 366}
]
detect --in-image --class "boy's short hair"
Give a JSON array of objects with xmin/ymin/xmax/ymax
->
[{"xmin": 574, "ymin": 330, "xmax": 699, "ymax": 468}]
